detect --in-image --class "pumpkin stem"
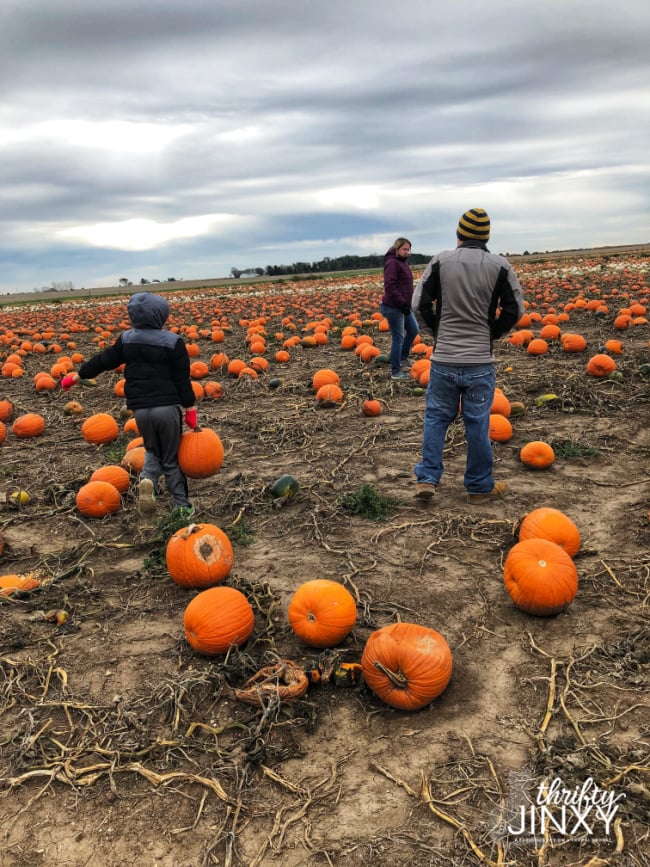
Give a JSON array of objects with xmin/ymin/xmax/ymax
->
[
  {"xmin": 373, "ymin": 661, "xmax": 408, "ymax": 689},
  {"xmin": 181, "ymin": 523, "xmax": 199, "ymax": 538}
]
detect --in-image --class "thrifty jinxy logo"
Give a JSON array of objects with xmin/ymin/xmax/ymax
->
[{"xmin": 507, "ymin": 776, "xmax": 625, "ymax": 838}]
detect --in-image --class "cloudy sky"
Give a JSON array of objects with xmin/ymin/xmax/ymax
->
[{"xmin": 1, "ymin": 0, "xmax": 649, "ymax": 293}]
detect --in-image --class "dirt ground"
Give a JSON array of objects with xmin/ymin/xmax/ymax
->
[{"xmin": 1, "ymin": 254, "xmax": 649, "ymax": 867}]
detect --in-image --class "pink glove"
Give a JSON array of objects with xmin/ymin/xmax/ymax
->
[
  {"xmin": 61, "ymin": 373, "xmax": 79, "ymax": 391},
  {"xmin": 184, "ymin": 408, "xmax": 198, "ymax": 429}
]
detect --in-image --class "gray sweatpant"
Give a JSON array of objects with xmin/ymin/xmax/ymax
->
[{"xmin": 134, "ymin": 405, "xmax": 191, "ymax": 507}]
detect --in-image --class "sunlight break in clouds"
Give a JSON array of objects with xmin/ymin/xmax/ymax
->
[
  {"xmin": 2, "ymin": 119, "xmax": 190, "ymax": 154},
  {"xmin": 317, "ymin": 186, "xmax": 381, "ymax": 211},
  {"xmin": 58, "ymin": 215, "xmax": 229, "ymax": 251}
]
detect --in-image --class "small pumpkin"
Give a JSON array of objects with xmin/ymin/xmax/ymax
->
[
  {"xmin": 0, "ymin": 399, "xmax": 14, "ymax": 422},
  {"xmin": 509, "ymin": 400, "xmax": 526, "ymax": 417},
  {"xmin": 12, "ymin": 413, "xmax": 46, "ymax": 438},
  {"xmin": 518, "ymin": 506, "xmax": 581, "ymax": 557},
  {"xmin": 269, "ymin": 474, "xmax": 300, "ymax": 499},
  {"xmin": 183, "ymin": 586, "xmax": 254, "ymax": 655},
  {"xmin": 361, "ymin": 398, "xmax": 382, "ymax": 417},
  {"xmin": 76, "ymin": 480, "xmax": 122, "ymax": 518},
  {"xmin": 64, "ymin": 400, "xmax": 84, "ymax": 416},
  {"xmin": 361, "ymin": 622, "xmax": 453, "ymax": 711},
  {"xmin": 178, "ymin": 427, "xmax": 224, "ymax": 478},
  {"xmin": 503, "ymin": 538, "xmax": 578, "ymax": 616},
  {"xmin": 81, "ymin": 412, "xmax": 119, "ymax": 445},
  {"xmin": 0, "ymin": 421, "xmax": 6, "ymax": 445},
  {"xmin": 166, "ymin": 523, "xmax": 234, "ymax": 588},
  {"xmin": 520, "ymin": 441, "xmax": 555, "ymax": 470},
  {"xmin": 288, "ymin": 579, "xmax": 357, "ymax": 648}
]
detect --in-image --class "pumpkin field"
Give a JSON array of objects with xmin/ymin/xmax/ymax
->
[{"xmin": 1, "ymin": 248, "xmax": 649, "ymax": 867}]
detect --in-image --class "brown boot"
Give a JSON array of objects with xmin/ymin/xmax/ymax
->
[
  {"xmin": 415, "ymin": 483, "xmax": 436, "ymax": 500},
  {"xmin": 467, "ymin": 482, "xmax": 508, "ymax": 504}
]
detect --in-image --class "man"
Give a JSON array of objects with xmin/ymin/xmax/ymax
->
[{"xmin": 411, "ymin": 208, "xmax": 525, "ymax": 503}]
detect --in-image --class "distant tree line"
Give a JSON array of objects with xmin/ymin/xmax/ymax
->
[{"xmin": 262, "ymin": 253, "xmax": 431, "ymax": 277}]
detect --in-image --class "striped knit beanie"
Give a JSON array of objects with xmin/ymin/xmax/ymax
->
[{"xmin": 457, "ymin": 208, "xmax": 490, "ymax": 242}]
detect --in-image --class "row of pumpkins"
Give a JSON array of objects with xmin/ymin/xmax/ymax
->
[{"xmin": 166, "ymin": 505, "xmax": 581, "ymax": 712}]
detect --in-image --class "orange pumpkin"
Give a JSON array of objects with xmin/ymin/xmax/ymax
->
[
  {"xmin": 121, "ymin": 445, "xmax": 146, "ymax": 473},
  {"xmin": 518, "ymin": 506, "xmax": 581, "ymax": 557},
  {"xmin": 491, "ymin": 390, "xmax": 512, "ymax": 417},
  {"xmin": 183, "ymin": 586, "xmax": 254, "ymax": 655},
  {"xmin": 488, "ymin": 413, "xmax": 512, "ymax": 443},
  {"xmin": 361, "ymin": 622, "xmax": 453, "ymax": 711},
  {"xmin": 315, "ymin": 383, "xmax": 344, "ymax": 407},
  {"xmin": 561, "ymin": 333, "xmax": 587, "ymax": 353},
  {"xmin": 586, "ymin": 354, "xmax": 616, "ymax": 378},
  {"xmin": 76, "ymin": 480, "xmax": 121, "ymax": 518},
  {"xmin": 90, "ymin": 465, "xmax": 131, "ymax": 494},
  {"xmin": 287, "ymin": 579, "xmax": 357, "ymax": 648},
  {"xmin": 81, "ymin": 413, "xmax": 119, "ymax": 444},
  {"xmin": 520, "ymin": 441, "xmax": 555, "ymax": 470},
  {"xmin": 503, "ymin": 538, "xmax": 578, "ymax": 616},
  {"xmin": 0, "ymin": 421, "xmax": 6, "ymax": 445},
  {"xmin": 12, "ymin": 413, "xmax": 46, "ymax": 438},
  {"xmin": 0, "ymin": 573, "xmax": 40, "ymax": 596},
  {"xmin": 361, "ymin": 398, "xmax": 382, "ymax": 417},
  {"xmin": 0, "ymin": 399, "xmax": 14, "ymax": 422},
  {"xmin": 312, "ymin": 369, "xmax": 340, "ymax": 391},
  {"xmin": 178, "ymin": 427, "xmax": 224, "ymax": 478},
  {"xmin": 64, "ymin": 400, "xmax": 84, "ymax": 416},
  {"xmin": 527, "ymin": 338, "xmax": 549, "ymax": 355},
  {"xmin": 166, "ymin": 523, "xmax": 234, "ymax": 588}
]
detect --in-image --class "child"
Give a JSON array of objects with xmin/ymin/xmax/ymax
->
[{"xmin": 62, "ymin": 292, "xmax": 197, "ymax": 516}]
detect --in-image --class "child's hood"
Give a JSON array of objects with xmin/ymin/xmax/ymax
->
[{"xmin": 127, "ymin": 292, "xmax": 169, "ymax": 329}]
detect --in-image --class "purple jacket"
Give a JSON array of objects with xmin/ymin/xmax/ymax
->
[{"xmin": 381, "ymin": 247, "xmax": 414, "ymax": 309}]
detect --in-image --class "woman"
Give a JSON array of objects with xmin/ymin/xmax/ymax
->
[{"xmin": 380, "ymin": 237, "xmax": 419, "ymax": 380}]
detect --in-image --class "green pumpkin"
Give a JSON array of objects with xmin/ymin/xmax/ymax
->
[
  {"xmin": 270, "ymin": 474, "xmax": 300, "ymax": 499},
  {"xmin": 268, "ymin": 377, "xmax": 282, "ymax": 389}
]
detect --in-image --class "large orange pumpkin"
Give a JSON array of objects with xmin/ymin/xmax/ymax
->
[
  {"xmin": 312, "ymin": 369, "xmax": 340, "ymax": 391},
  {"xmin": 183, "ymin": 586, "xmax": 254, "ymax": 655},
  {"xmin": 76, "ymin": 480, "xmax": 121, "ymax": 518},
  {"xmin": 81, "ymin": 413, "xmax": 119, "ymax": 444},
  {"xmin": 90, "ymin": 465, "xmax": 131, "ymax": 493},
  {"xmin": 166, "ymin": 523, "xmax": 234, "ymax": 588},
  {"xmin": 586, "ymin": 354, "xmax": 616, "ymax": 378},
  {"xmin": 178, "ymin": 427, "xmax": 224, "ymax": 478},
  {"xmin": 518, "ymin": 506, "xmax": 581, "ymax": 557},
  {"xmin": 503, "ymin": 538, "xmax": 578, "ymax": 616},
  {"xmin": 12, "ymin": 413, "xmax": 46, "ymax": 438},
  {"xmin": 361, "ymin": 622, "xmax": 453, "ymax": 711},
  {"xmin": 488, "ymin": 413, "xmax": 512, "ymax": 443},
  {"xmin": 287, "ymin": 579, "xmax": 357, "ymax": 648}
]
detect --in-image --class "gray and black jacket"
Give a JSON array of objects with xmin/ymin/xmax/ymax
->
[
  {"xmin": 79, "ymin": 292, "xmax": 195, "ymax": 410},
  {"xmin": 411, "ymin": 242, "xmax": 525, "ymax": 364}
]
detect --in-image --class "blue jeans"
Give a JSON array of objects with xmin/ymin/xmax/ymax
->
[
  {"xmin": 414, "ymin": 362, "xmax": 496, "ymax": 493},
  {"xmin": 380, "ymin": 303, "xmax": 419, "ymax": 375}
]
